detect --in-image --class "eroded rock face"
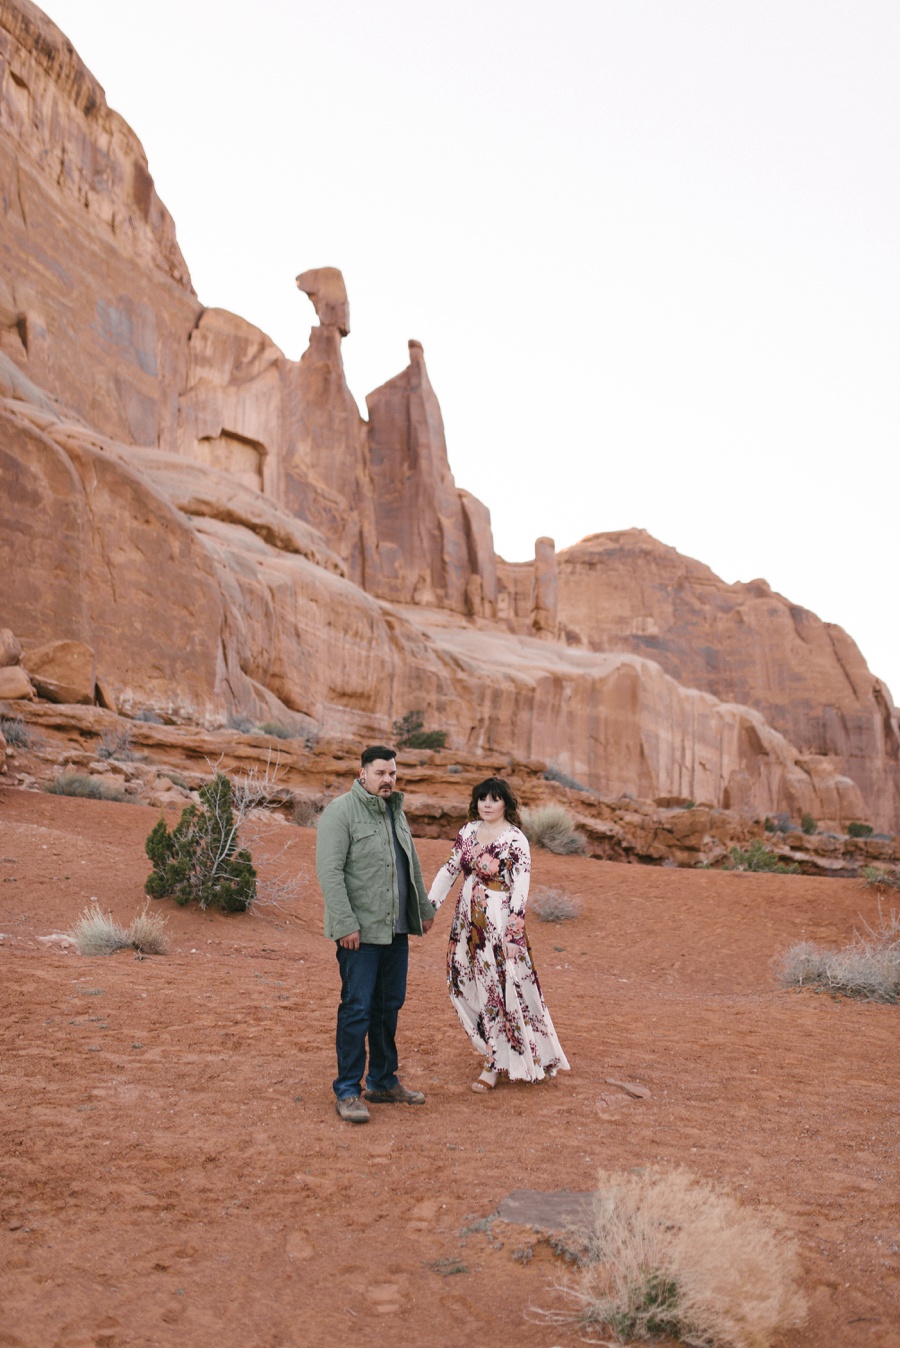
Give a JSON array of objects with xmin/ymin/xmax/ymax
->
[
  {"xmin": 0, "ymin": 0, "xmax": 200, "ymax": 446},
  {"xmin": 557, "ymin": 529, "xmax": 900, "ymax": 832},
  {"xmin": 366, "ymin": 341, "xmax": 477, "ymax": 612}
]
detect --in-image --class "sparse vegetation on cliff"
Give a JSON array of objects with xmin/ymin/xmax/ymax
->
[
  {"xmin": 778, "ymin": 909, "xmax": 900, "ymax": 1003},
  {"xmin": 863, "ymin": 865, "xmax": 900, "ymax": 892},
  {"xmin": 725, "ymin": 840, "xmax": 799, "ymax": 874},
  {"xmin": 848, "ymin": 821, "xmax": 874, "ymax": 838},
  {"xmin": 542, "ymin": 1166, "xmax": 805, "ymax": 1347},
  {"xmin": 521, "ymin": 804, "xmax": 587, "ymax": 855},
  {"xmin": 145, "ymin": 773, "xmax": 257, "ymax": 912},
  {"xmin": 392, "ymin": 710, "xmax": 448, "ymax": 751},
  {"xmin": 45, "ymin": 773, "xmax": 130, "ymax": 804},
  {"xmin": 0, "ymin": 715, "xmax": 33, "ymax": 748}
]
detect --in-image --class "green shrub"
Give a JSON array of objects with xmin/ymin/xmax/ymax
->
[
  {"xmin": 45, "ymin": 773, "xmax": 130, "ymax": 804},
  {"xmin": 800, "ymin": 813, "xmax": 817, "ymax": 835},
  {"xmin": 521, "ymin": 805, "xmax": 587, "ymax": 855},
  {"xmin": 725, "ymin": 839, "xmax": 799, "ymax": 874},
  {"xmin": 145, "ymin": 773, "xmax": 256, "ymax": 912},
  {"xmin": 392, "ymin": 710, "xmax": 447, "ymax": 751},
  {"xmin": 0, "ymin": 715, "xmax": 33, "ymax": 748},
  {"xmin": 848, "ymin": 821, "xmax": 873, "ymax": 838}
]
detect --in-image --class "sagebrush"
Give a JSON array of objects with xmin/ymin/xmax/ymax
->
[
  {"xmin": 530, "ymin": 886, "xmax": 581, "ymax": 922},
  {"xmin": 145, "ymin": 772, "xmax": 256, "ymax": 911},
  {"xmin": 778, "ymin": 908, "xmax": 900, "ymax": 1003},
  {"xmin": 45, "ymin": 773, "xmax": 130, "ymax": 803},
  {"xmin": 521, "ymin": 804, "xmax": 587, "ymax": 856},
  {"xmin": 542, "ymin": 1166, "xmax": 805, "ymax": 1347},
  {"xmin": 863, "ymin": 865, "xmax": 900, "ymax": 892}
]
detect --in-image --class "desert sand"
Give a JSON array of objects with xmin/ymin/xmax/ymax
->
[{"xmin": 1, "ymin": 787, "xmax": 897, "ymax": 1347}]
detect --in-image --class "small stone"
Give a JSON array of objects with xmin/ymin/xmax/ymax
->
[{"xmin": 605, "ymin": 1078, "xmax": 651, "ymax": 1100}]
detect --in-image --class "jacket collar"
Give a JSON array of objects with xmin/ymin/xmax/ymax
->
[{"xmin": 351, "ymin": 779, "xmax": 404, "ymax": 812}]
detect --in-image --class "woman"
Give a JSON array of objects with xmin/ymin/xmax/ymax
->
[{"xmin": 428, "ymin": 777, "xmax": 570, "ymax": 1091}]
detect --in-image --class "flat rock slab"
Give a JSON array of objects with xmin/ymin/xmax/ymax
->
[{"xmin": 497, "ymin": 1189, "xmax": 594, "ymax": 1232}]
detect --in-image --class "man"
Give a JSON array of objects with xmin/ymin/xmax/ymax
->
[{"xmin": 316, "ymin": 745, "xmax": 435, "ymax": 1124}]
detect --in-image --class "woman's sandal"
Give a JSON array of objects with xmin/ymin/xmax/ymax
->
[{"xmin": 471, "ymin": 1069, "xmax": 498, "ymax": 1093}]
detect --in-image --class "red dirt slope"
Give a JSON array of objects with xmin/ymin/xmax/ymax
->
[{"xmin": 0, "ymin": 788, "xmax": 897, "ymax": 1347}]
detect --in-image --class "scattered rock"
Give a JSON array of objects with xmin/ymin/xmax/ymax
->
[
  {"xmin": 605, "ymin": 1078, "xmax": 651, "ymax": 1100},
  {"xmin": 0, "ymin": 665, "xmax": 35, "ymax": 700}
]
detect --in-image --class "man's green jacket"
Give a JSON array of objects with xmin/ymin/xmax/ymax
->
[{"xmin": 316, "ymin": 781, "xmax": 433, "ymax": 943}]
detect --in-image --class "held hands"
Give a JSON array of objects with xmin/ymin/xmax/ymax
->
[{"xmin": 340, "ymin": 921, "xmax": 434, "ymax": 948}]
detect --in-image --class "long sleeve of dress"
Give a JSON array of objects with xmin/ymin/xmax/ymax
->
[
  {"xmin": 505, "ymin": 829, "xmax": 531, "ymax": 923},
  {"xmin": 428, "ymin": 828, "xmax": 466, "ymax": 911}
]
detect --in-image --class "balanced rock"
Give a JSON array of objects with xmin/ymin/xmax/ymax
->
[
  {"xmin": 296, "ymin": 267, "xmax": 350, "ymax": 336},
  {"xmin": 22, "ymin": 640, "xmax": 96, "ymax": 704}
]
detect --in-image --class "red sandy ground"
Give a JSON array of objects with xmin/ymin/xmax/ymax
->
[{"xmin": 0, "ymin": 787, "xmax": 898, "ymax": 1348}]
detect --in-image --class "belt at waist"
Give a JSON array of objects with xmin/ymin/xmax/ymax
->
[{"xmin": 481, "ymin": 880, "xmax": 506, "ymax": 892}]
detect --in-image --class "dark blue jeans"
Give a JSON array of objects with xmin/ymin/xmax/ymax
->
[{"xmin": 334, "ymin": 935, "xmax": 409, "ymax": 1099}]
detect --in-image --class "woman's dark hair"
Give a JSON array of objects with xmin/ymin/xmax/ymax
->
[{"xmin": 467, "ymin": 776, "xmax": 522, "ymax": 828}]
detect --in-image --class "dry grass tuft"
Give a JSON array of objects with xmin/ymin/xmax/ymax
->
[
  {"xmin": 45, "ymin": 773, "xmax": 130, "ymax": 803},
  {"xmin": 126, "ymin": 903, "xmax": 168, "ymax": 955},
  {"xmin": 70, "ymin": 905, "xmax": 130, "ymax": 956},
  {"xmin": 778, "ymin": 908, "xmax": 900, "ymax": 1003},
  {"xmin": 539, "ymin": 1166, "xmax": 806, "ymax": 1347},
  {"xmin": 862, "ymin": 865, "xmax": 900, "ymax": 892},
  {"xmin": 530, "ymin": 885, "xmax": 581, "ymax": 922},
  {"xmin": 70, "ymin": 903, "xmax": 169, "ymax": 957},
  {"xmin": 521, "ymin": 804, "xmax": 587, "ymax": 855}
]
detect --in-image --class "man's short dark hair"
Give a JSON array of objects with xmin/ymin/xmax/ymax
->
[{"xmin": 361, "ymin": 744, "xmax": 397, "ymax": 767}]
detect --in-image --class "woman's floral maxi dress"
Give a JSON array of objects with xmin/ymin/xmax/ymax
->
[{"xmin": 428, "ymin": 822, "xmax": 570, "ymax": 1081}]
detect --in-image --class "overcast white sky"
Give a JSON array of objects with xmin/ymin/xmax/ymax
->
[{"xmin": 45, "ymin": 1, "xmax": 900, "ymax": 697}]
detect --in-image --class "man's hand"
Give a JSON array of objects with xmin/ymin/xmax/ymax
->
[
  {"xmin": 338, "ymin": 931, "xmax": 360, "ymax": 950},
  {"xmin": 422, "ymin": 918, "xmax": 434, "ymax": 935}
]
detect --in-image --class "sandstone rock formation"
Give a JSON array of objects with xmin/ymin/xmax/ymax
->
[
  {"xmin": 296, "ymin": 267, "xmax": 350, "ymax": 336},
  {"xmin": 22, "ymin": 638, "xmax": 95, "ymax": 704},
  {"xmin": 0, "ymin": 0, "xmax": 896, "ymax": 836},
  {"xmin": 366, "ymin": 340, "xmax": 488, "ymax": 613},
  {"xmin": 556, "ymin": 530, "xmax": 900, "ymax": 833}
]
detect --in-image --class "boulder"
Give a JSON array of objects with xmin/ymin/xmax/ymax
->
[
  {"xmin": 22, "ymin": 640, "xmax": 96, "ymax": 704},
  {"xmin": 0, "ymin": 664, "xmax": 35, "ymax": 700},
  {"xmin": 0, "ymin": 628, "xmax": 22, "ymax": 666}
]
